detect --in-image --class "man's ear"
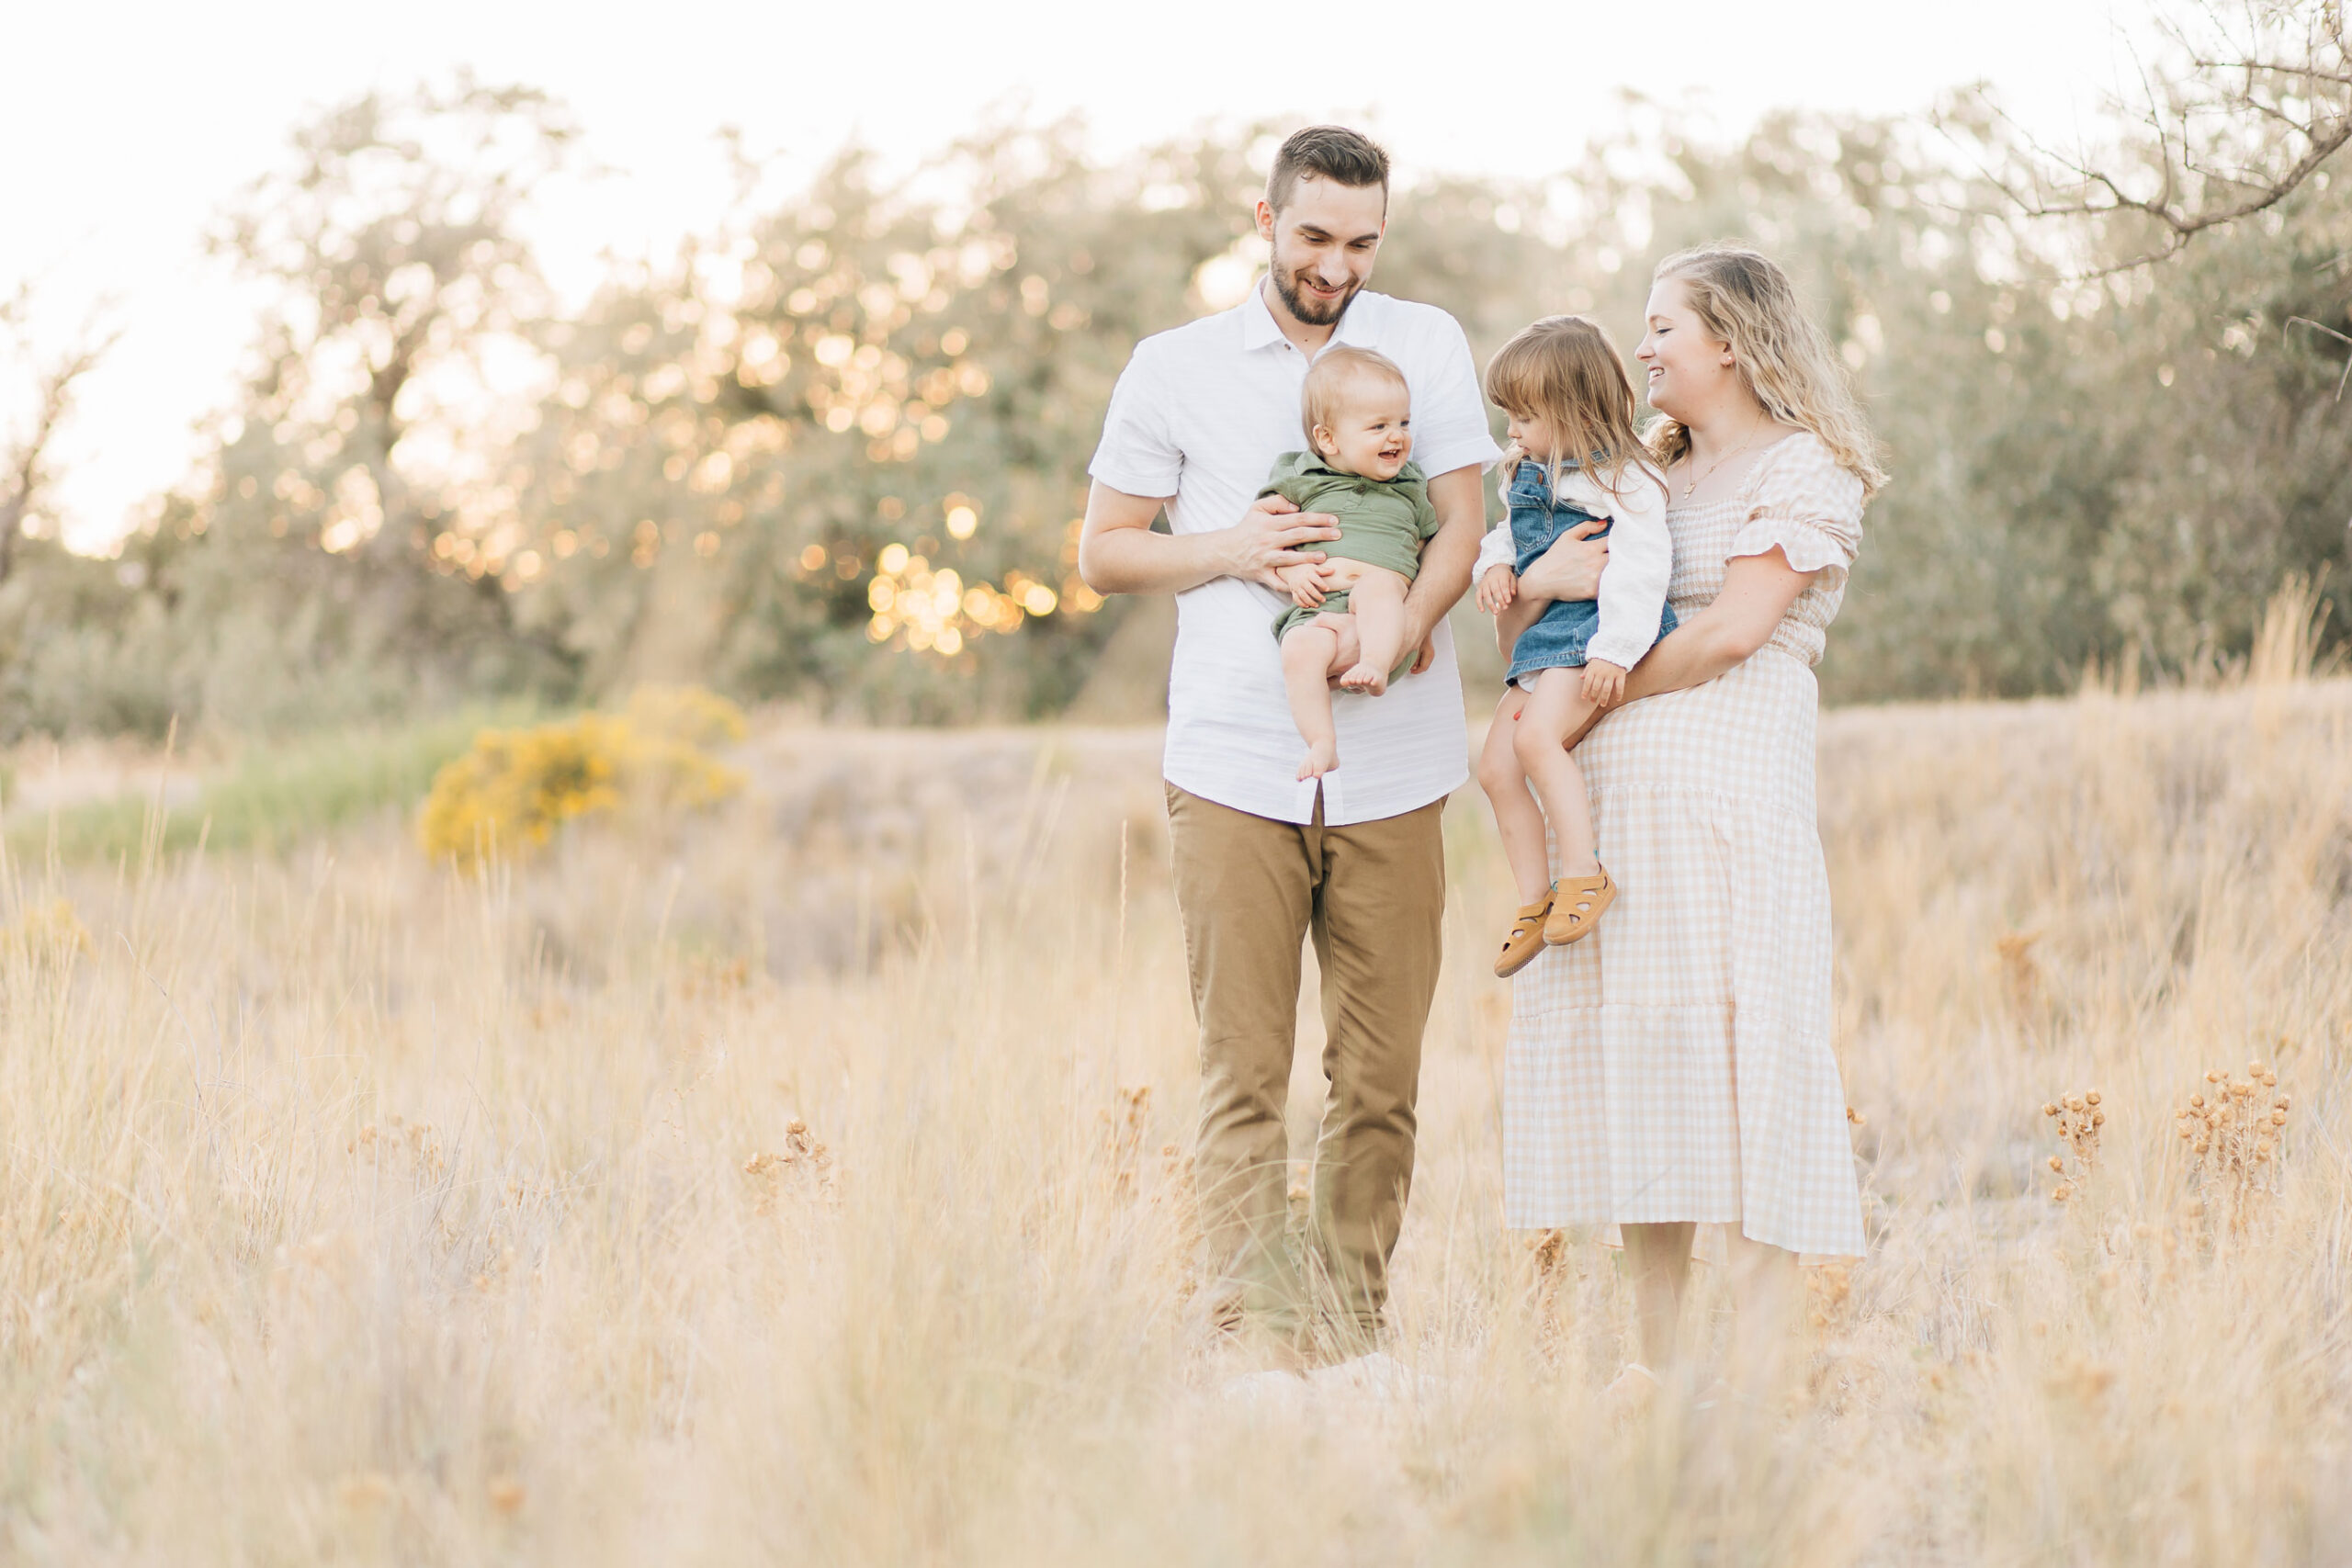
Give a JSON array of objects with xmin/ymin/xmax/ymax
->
[{"xmin": 1254, "ymin": 198, "xmax": 1276, "ymax": 242}]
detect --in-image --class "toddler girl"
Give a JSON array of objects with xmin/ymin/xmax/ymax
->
[{"xmin": 1474, "ymin": 316, "xmax": 1677, "ymax": 977}]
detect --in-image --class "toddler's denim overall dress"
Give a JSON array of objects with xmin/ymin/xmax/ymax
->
[{"xmin": 1502, "ymin": 459, "xmax": 1679, "ymax": 689}]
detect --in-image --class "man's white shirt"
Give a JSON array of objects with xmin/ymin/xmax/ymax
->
[{"xmin": 1088, "ymin": 285, "xmax": 1502, "ymax": 826}]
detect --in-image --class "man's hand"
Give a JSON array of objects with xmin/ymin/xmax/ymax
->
[
  {"xmin": 1476, "ymin": 563, "xmax": 1518, "ymax": 615},
  {"xmin": 1275, "ymin": 559, "xmax": 1329, "ymax": 608},
  {"xmin": 1580, "ymin": 659, "xmax": 1628, "ymax": 708},
  {"xmin": 1218, "ymin": 494, "xmax": 1341, "ymax": 591}
]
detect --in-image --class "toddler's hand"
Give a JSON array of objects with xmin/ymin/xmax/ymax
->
[
  {"xmin": 1476, "ymin": 564, "xmax": 1518, "ymax": 615},
  {"xmin": 1580, "ymin": 659, "xmax": 1627, "ymax": 708}
]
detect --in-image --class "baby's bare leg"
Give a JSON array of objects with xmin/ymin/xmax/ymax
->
[
  {"xmin": 1282, "ymin": 622, "xmax": 1344, "ymax": 779},
  {"xmin": 1336, "ymin": 568, "xmax": 1411, "ymax": 694},
  {"xmin": 1510, "ymin": 668, "xmax": 1603, "ymax": 874},
  {"xmin": 1476, "ymin": 690, "xmax": 1554, "ymax": 904}
]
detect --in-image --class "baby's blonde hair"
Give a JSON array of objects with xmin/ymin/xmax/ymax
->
[
  {"xmin": 1301, "ymin": 346, "xmax": 1409, "ymax": 457},
  {"xmin": 1484, "ymin": 315, "xmax": 1660, "ymax": 505},
  {"xmin": 1645, "ymin": 244, "xmax": 1888, "ymax": 497}
]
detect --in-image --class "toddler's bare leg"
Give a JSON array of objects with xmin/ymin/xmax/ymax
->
[
  {"xmin": 1476, "ymin": 690, "xmax": 1554, "ymax": 903},
  {"xmin": 1281, "ymin": 623, "xmax": 1344, "ymax": 779},
  {"xmin": 1510, "ymin": 668, "xmax": 1602, "ymax": 875},
  {"xmin": 1335, "ymin": 569, "xmax": 1410, "ymax": 694}
]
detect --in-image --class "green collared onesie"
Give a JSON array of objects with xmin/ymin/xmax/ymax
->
[{"xmin": 1259, "ymin": 451, "xmax": 1440, "ymax": 649}]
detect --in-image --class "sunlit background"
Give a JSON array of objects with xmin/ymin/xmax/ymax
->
[
  {"xmin": 10, "ymin": 0, "xmax": 2129, "ymax": 548},
  {"xmin": 3, "ymin": 0, "xmax": 2343, "ymax": 739}
]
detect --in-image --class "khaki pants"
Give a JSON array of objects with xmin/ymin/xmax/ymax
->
[{"xmin": 1164, "ymin": 784, "xmax": 1446, "ymax": 1341}]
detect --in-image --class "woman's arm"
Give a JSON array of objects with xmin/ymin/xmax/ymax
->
[
  {"xmin": 1623, "ymin": 547, "xmax": 1815, "ymax": 697},
  {"xmin": 1553, "ymin": 547, "xmax": 1815, "ymax": 747}
]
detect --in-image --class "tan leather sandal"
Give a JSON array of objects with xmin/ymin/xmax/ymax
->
[
  {"xmin": 1493, "ymin": 888, "xmax": 1555, "ymax": 977},
  {"xmin": 1542, "ymin": 867, "xmax": 1617, "ymax": 945}
]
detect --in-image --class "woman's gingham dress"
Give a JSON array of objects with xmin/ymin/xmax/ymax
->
[{"xmin": 1502, "ymin": 432, "xmax": 1868, "ymax": 1258}]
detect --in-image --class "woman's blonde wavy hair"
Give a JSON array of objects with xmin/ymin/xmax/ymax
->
[
  {"xmin": 1483, "ymin": 315, "xmax": 1662, "ymax": 506},
  {"xmin": 1645, "ymin": 245, "xmax": 1888, "ymax": 498}
]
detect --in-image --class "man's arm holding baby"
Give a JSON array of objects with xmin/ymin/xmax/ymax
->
[
  {"xmin": 1399, "ymin": 466, "xmax": 1486, "ymax": 669},
  {"xmin": 1077, "ymin": 481, "xmax": 1341, "ymax": 597}
]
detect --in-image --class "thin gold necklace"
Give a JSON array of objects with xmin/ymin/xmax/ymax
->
[{"xmin": 1680, "ymin": 418, "xmax": 1766, "ymax": 499}]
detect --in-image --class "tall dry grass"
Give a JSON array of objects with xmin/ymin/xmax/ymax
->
[{"xmin": 3, "ymin": 684, "xmax": 2349, "ymax": 1564}]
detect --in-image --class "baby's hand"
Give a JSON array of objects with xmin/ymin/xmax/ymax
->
[
  {"xmin": 1275, "ymin": 560, "xmax": 1327, "ymax": 608},
  {"xmin": 1476, "ymin": 564, "xmax": 1517, "ymax": 615},
  {"xmin": 1580, "ymin": 659, "xmax": 1628, "ymax": 708}
]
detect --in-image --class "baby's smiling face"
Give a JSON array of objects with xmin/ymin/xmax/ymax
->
[{"xmin": 1310, "ymin": 378, "xmax": 1415, "ymax": 480}]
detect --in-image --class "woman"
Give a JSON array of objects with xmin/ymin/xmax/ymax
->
[{"xmin": 1498, "ymin": 244, "xmax": 1886, "ymax": 1386}]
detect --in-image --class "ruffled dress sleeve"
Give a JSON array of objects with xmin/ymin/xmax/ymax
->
[{"xmin": 1726, "ymin": 434, "xmax": 1865, "ymax": 595}]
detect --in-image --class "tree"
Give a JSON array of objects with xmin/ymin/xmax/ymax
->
[
  {"xmin": 1964, "ymin": 1, "xmax": 2351, "ymax": 268},
  {"xmin": 167, "ymin": 75, "xmax": 583, "ymax": 728},
  {"xmin": 0, "ymin": 285, "xmax": 114, "ymax": 586}
]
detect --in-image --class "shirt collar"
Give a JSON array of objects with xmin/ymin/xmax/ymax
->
[
  {"xmin": 1239, "ymin": 281, "xmax": 1286, "ymax": 351},
  {"xmin": 1239, "ymin": 278, "xmax": 1380, "ymax": 354}
]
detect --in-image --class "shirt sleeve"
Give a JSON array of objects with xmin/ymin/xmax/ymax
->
[
  {"xmin": 1087, "ymin": 341, "xmax": 1182, "ymax": 499},
  {"xmin": 1411, "ymin": 482, "xmax": 1442, "ymax": 540},
  {"xmin": 1407, "ymin": 311, "xmax": 1504, "ymax": 481},
  {"xmin": 1474, "ymin": 520, "xmax": 1516, "ymax": 580},
  {"xmin": 1584, "ymin": 466, "xmax": 1676, "ymax": 670},
  {"xmin": 1727, "ymin": 435, "xmax": 1865, "ymax": 595}
]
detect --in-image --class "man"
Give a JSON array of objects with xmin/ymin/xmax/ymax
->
[{"xmin": 1078, "ymin": 126, "xmax": 1499, "ymax": 1359}]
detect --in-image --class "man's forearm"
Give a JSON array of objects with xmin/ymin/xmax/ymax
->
[
  {"xmin": 1401, "ymin": 468, "xmax": 1486, "ymax": 642},
  {"xmin": 1079, "ymin": 521, "xmax": 1232, "ymax": 596}
]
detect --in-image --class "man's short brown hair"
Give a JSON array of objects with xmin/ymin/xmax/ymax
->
[{"xmin": 1266, "ymin": 126, "xmax": 1390, "ymax": 216}]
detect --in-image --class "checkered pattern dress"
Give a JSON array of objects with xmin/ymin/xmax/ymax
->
[{"xmin": 1502, "ymin": 432, "xmax": 1869, "ymax": 1258}]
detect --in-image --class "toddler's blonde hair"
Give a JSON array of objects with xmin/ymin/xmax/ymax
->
[
  {"xmin": 1301, "ymin": 346, "xmax": 1410, "ymax": 458},
  {"xmin": 1645, "ymin": 244, "xmax": 1888, "ymax": 497},
  {"xmin": 1483, "ymin": 316, "xmax": 1661, "ymax": 504}
]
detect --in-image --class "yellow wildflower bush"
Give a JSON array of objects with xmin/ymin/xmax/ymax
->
[
  {"xmin": 417, "ymin": 687, "xmax": 748, "ymax": 866},
  {"xmin": 2, "ymin": 897, "xmax": 93, "ymax": 965}
]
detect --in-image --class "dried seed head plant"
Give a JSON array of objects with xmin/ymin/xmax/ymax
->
[
  {"xmin": 2042, "ymin": 1089, "xmax": 2105, "ymax": 1203},
  {"xmin": 2177, "ymin": 1059, "xmax": 2291, "ymax": 1240}
]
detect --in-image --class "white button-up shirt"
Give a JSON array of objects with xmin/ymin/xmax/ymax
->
[{"xmin": 1089, "ymin": 285, "xmax": 1502, "ymax": 826}]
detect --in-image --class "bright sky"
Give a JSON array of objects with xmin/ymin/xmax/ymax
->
[{"xmin": 7, "ymin": 0, "xmax": 2143, "ymax": 550}]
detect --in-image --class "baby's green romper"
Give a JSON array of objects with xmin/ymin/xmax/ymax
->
[{"xmin": 1259, "ymin": 452, "xmax": 1441, "ymax": 658}]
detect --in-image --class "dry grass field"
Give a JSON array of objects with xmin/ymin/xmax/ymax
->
[{"xmin": 4, "ymin": 677, "xmax": 2350, "ymax": 1564}]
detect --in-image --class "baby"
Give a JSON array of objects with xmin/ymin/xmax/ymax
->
[
  {"xmin": 1473, "ymin": 315, "xmax": 1677, "ymax": 976},
  {"xmin": 1265, "ymin": 346, "xmax": 1441, "ymax": 780}
]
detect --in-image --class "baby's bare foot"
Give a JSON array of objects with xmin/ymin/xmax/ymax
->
[
  {"xmin": 1339, "ymin": 663, "xmax": 1388, "ymax": 695},
  {"xmin": 1297, "ymin": 739, "xmax": 1339, "ymax": 780}
]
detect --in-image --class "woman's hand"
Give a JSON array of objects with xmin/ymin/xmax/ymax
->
[
  {"xmin": 1515, "ymin": 516, "xmax": 1611, "ymax": 606},
  {"xmin": 1217, "ymin": 495, "xmax": 1341, "ymax": 591},
  {"xmin": 1476, "ymin": 564, "xmax": 1517, "ymax": 615}
]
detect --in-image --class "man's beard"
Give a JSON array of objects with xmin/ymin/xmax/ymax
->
[{"xmin": 1271, "ymin": 263, "xmax": 1357, "ymax": 326}]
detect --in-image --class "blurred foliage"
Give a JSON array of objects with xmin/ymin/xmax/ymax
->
[
  {"xmin": 416, "ymin": 684, "xmax": 744, "ymax": 867},
  {"xmin": 3, "ymin": 704, "xmax": 537, "ymax": 863},
  {"xmin": 5, "ymin": 86, "xmax": 2350, "ymax": 739}
]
